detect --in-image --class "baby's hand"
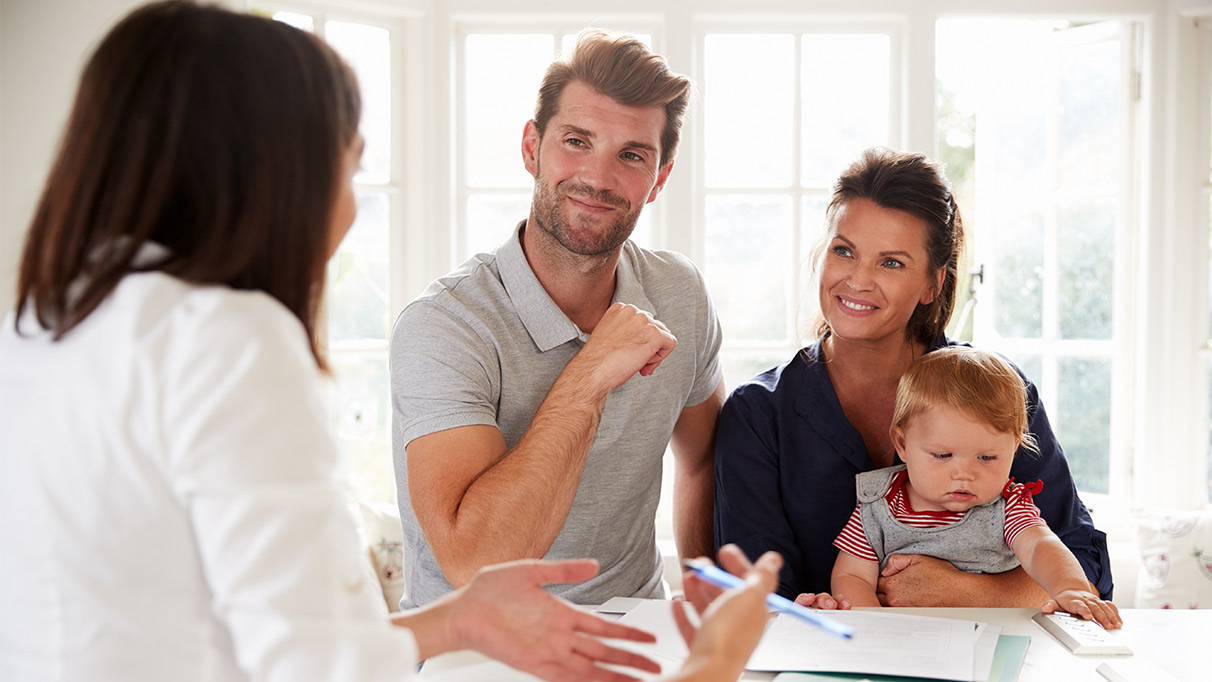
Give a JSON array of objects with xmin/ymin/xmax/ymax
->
[
  {"xmin": 1042, "ymin": 589, "xmax": 1122, "ymax": 630},
  {"xmin": 794, "ymin": 592, "xmax": 850, "ymax": 610}
]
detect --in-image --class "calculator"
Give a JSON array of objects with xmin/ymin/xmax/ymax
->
[{"xmin": 1031, "ymin": 611, "xmax": 1133, "ymax": 656}]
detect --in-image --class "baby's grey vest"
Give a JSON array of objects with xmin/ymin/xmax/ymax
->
[{"xmin": 857, "ymin": 464, "xmax": 1020, "ymax": 574}]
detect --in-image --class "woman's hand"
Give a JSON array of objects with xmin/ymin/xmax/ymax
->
[
  {"xmin": 669, "ymin": 544, "xmax": 781, "ymax": 682},
  {"xmin": 400, "ymin": 558, "xmax": 661, "ymax": 682}
]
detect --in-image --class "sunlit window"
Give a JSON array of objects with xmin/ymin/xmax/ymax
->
[
  {"xmin": 699, "ymin": 27, "xmax": 896, "ymax": 389},
  {"xmin": 937, "ymin": 19, "xmax": 1136, "ymax": 497},
  {"xmin": 456, "ymin": 27, "xmax": 654, "ymax": 261},
  {"xmin": 265, "ymin": 8, "xmax": 399, "ymax": 504}
]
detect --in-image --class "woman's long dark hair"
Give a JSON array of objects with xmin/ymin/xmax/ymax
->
[{"xmin": 13, "ymin": 0, "xmax": 361, "ymax": 369}]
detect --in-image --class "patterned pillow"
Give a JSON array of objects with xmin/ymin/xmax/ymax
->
[
  {"xmin": 1133, "ymin": 509, "xmax": 1212, "ymax": 609},
  {"xmin": 354, "ymin": 501, "xmax": 406, "ymax": 612}
]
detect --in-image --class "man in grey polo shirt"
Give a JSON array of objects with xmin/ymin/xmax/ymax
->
[{"xmin": 390, "ymin": 29, "xmax": 724, "ymax": 608}]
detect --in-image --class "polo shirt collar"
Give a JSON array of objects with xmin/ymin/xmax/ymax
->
[
  {"xmin": 611, "ymin": 244, "xmax": 656, "ymax": 315},
  {"xmin": 497, "ymin": 221, "xmax": 655, "ymax": 353}
]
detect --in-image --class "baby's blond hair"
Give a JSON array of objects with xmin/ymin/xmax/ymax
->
[{"xmin": 892, "ymin": 347, "xmax": 1038, "ymax": 454}]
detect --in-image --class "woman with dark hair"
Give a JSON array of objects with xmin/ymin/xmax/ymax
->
[
  {"xmin": 714, "ymin": 147, "xmax": 1112, "ymax": 608},
  {"xmin": 0, "ymin": 3, "xmax": 780, "ymax": 681}
]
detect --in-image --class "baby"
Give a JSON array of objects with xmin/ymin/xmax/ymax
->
[{"xmin": 831, "ymin": 346, "xmax": 1120, "ymax": 628}]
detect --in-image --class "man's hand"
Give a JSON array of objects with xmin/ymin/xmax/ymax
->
[
  {"xmin": 448, "ymin": 558, "xmax": 661, "ymax": 682},
  {"xmin": 576, "ymin": 302, "xmax": 677, "ymax": 391},
  {"xmin": 877, "ymin": 554, "xmax": 1050, "ymax": 607},
  {"xmin": 876, "ymin": 554, "xmax": 960, "ymax": 606}
]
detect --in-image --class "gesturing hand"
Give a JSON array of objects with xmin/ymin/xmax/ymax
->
[
  {"xmin": 450, "ymin": 558, "xmax": 661, "ymax": 682},
  {"xmin": 673, "ymin": 545, "xmax": 781, "ymax": 680},
  {"xmin": 577, "ymin": 303, "xmax": 677, "ymax": 391}
]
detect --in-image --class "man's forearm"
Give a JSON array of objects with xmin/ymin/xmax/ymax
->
[
  {"xmin": 944, "ymin": 567, "xmax": 1051, "ymax": 607},
  {"xmin": 670, "ymin": 380, "xmax": 725, "ymax": 563},
  {"xmin": 673, "ymin": 460, "xmax": 715, "ymax": 561},
  {"xmin": 877, "ymin": 557, "xmax": 1051, "ymax": 607},
  {"xmin": 427, "ymin": 358, "xmax": 611, "ymax": 584}
]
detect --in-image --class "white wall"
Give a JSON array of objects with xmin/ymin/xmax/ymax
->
[{"xmin": 0, "ymin": 0, "xmax": 150, "ymax": 315}]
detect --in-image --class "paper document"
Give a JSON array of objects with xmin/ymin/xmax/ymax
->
[
  {"xmin": 615, "ymin": 598, "xmax": 694, "ymax": 659},
  {"xmin": 748, "ymin": 611, "xmax": 997, "ymax": 682},
  {"xmin": 773, "ymin": 634, "xmax": 1027, "ymax": 682}
]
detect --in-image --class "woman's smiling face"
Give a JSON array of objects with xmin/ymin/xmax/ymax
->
[{"xmin": 818, "ymin": 197, "xmax": 942, "ymax": 346}]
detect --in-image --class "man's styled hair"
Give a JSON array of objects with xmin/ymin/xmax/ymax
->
[
  {"xmin": 892, "ymin": 346, "xmax": 1038, "ymax": 454},
  {"xmin": 533, "ymin": 28, "xmax": 691, "ymax": 167},
  {"xmin": 810, "ymin": 147, "xmax": 965, "ymax": 347},
  {"xmin": 13, "ymin": 0, "xmax": 361, "ymax": 369}
]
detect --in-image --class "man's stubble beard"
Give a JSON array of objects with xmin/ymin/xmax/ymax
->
[{"xmin": 529, "ymin": 159, "xmax": 643, "ymax": 257}]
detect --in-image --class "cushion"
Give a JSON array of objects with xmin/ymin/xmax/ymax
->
[
  {"xmin": 353, "ymin": 500, "xmax": 406, "ymax": 612},
  {"xmin": 1133, "ymin": 509, "xmax": 1212, "ymax": 609}
]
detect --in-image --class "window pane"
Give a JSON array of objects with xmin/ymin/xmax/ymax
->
[
  {"xmin": 561, "ymin": 32, "xmax": 651, "ymax": 55},
  {"xmin": 722, "ymin": 351, "xmax": 788, "ymax": 394},
  {"xmin": 326, "ymin": 21, "xmax": 391, "ymax": 184},
  {"xmin": 465, "ymin": 34, "xmax": 554, "ymax": 188},
  {"xmin": 1005, "ymin": 353, "xmax": 1042, "ymax": 389},
  {"xmin": 329, "ymin": 352, "xmax": 394, "ymax": 504},
  {"xmin": 801, "ymin": 34, "xmax": 890, "ymax": 187},
  {"xmin": 938, "ymin": 21, "xmax": 1052, "ymax": 196},
  {"xmin": 629, "ymin": 210, "xmax": 653, "ymax": 249},
  {"xmin": 705, "ymin": 195, "xmax": 791, "ymax": 341},
  {"xmin": 327, "ymin": 192, "xmax": 391, "ymax": 342},
  {"xmin": 465, "ymin": 193, "xmax": 531, "ymax": 260},
  {"xmin": 993, "ymin": 212, "xmax": 1044, "ymax": 338},
  {"xmin": 1058, "ymin": 202, "xmax": 1114, "ymax": 340},
  {"xmin": 272, "ymin": 11, "xmax": 313, "ymax": 32},
  {"xmin": 799, "ymin": 195, "xmax": 829, "ymax": 332},
  {"xmin": 1056, "ymin": 356, "xmax": 1111, "ymax": 494},
  {"xmin": 704, "ymin": 34, "xmax": 794, "ymax": 188},
  {"xmin": 1058, "ymin": 38, "xmax": 1121, "ymax": 190}
]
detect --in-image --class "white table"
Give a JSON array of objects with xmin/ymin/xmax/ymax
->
[{"xmin": 418, "ymin": 607, "xmax": 1209, "ymax": 682}]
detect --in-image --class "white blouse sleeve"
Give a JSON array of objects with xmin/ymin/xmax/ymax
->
[{"xmin": 155, "ymin": 291, "xmax": 417, "ymax": 682}]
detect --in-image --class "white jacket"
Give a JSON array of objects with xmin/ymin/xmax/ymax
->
[{"xmin": 0, "ymin": 270, "xmax": 416, "ymax": 681}]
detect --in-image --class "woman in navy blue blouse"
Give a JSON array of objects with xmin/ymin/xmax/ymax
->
[{"xmin": 713, "ymin": 148, "xmax": 1112, "ymax": 606}]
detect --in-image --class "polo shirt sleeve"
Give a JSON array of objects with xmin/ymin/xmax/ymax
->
[
  {"xmin": 1009, "ymin": 377, "xmax": 1114, "ymax": 599},
  {"xmin": 389, "ymin": 298, "xmax": 501, "ymax": 447},
  {"xmin": 684, "ymin": 259, "xmax": 724, "ymax": 408}
]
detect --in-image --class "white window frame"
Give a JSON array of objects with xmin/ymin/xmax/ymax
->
[
  {"xmin": 1192, "ymin": 15, "xmax": 1212, "ymax": 509},
  {"xmin": 250, "ymin": 0, "xmax": 1209, "ymax": 531},
  {"xmin": 691, "ymin": 17, "xmax": 906, "ymax": 377},
  {"xmin": 449, "ymin": 16, "xmax": 664, "ymax": 268},
  {"xmin": 961, "ymin": 19, "xmax": 1140, "ymax": 516}
]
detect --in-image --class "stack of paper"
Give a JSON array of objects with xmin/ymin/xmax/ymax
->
[{"xmin": 749, "ymin": 611, "xmax": 1025, "ymax": 682}]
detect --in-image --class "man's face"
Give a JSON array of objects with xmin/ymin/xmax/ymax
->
[{"xmin": 522, "ymin": 80, "xmax": 673, "ymax": 257}]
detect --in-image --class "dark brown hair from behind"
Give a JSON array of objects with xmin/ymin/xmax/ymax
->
[{"xmin": 13, "ymin": 0, "xmax": 361, "ymax": 369}]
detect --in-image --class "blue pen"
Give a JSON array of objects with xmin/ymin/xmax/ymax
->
[{"xmin": 682, "ymin": 558, "xmax": 854, "ymax": 639}]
